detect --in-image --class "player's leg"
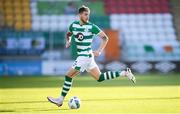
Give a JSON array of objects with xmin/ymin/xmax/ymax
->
[
  {"xmin": 88, "ymin": 66, "xmax": 101, "ymax": 80},
  {"xmin": 47, "ymin": 67, "xmax": 80, "ymax": 107},
  {"xmin": 60, "ymin": 67, "xmax": 80, "ymax": 97},
  {"xmin": 88, "ymin": 66, "xmax": 127, "ymax": 82},
  {"xmin": 88, "ymin": 61, "xmax": 136, "ymax": 83}
]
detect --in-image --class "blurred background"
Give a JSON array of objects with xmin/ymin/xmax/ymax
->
[{"xmin": 0, "ymin": 0, "xmax": 180, "ymax": 76}]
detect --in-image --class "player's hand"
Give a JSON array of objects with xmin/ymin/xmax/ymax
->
[
  {"xmin": 93, "ymin": 51, "xmax": 101, "ymax": 57},
  {"xmin": 65, "ymin": 41, "xmax": 71, "ymax": 48}
]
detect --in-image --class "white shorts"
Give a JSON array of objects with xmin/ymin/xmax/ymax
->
[{"xmin": 72, "ymin": 56, "xmax": 98, "ymax": 72}]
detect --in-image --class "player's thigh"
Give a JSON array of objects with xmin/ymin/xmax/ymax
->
[
  {"xmin": 66, "ymin": 67, "xmax": 80, "ymax": 78},
  {"xmin": 88, "ymin": 66, "xmax": 101, "ymax": 80}
]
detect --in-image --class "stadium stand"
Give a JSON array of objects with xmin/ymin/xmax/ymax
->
[
  {"xmin": 0, "ymin": 0, "xmax": 180, "ymax": 62},
  {"xmin": 170, "ymin": 0, "xmax": 180, "ymax": 41},
  {"xmin": 2, "ymin": 0, "xmax": 31, "ymax": 30},
  {"xmin": 106, "ymin": 0, "xmax": 180, "ymax": 61}
]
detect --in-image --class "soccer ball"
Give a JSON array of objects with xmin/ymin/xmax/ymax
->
[{"xmin": 68, "ymin": 96, "xmax": 81, "ymax": 109}]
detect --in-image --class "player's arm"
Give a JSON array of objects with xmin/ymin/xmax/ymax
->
[
  {"xmin": 93, "ymin": 31, "xmax": 109, "ymax": 57},
  {"xmin": 65, "ymin": 31, "xmax": 73, "ymax": 48},
  {"xmin": 66, "ymin": 23, "xmax": 73, "ymax": 48}
]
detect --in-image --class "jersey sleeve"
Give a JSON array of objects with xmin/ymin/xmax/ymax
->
[
  {"xmin": 68, "ymin": 23, "xmax": 73, "ymax": 33},
  {"xmin": 92, "ymin": 24, "xmax": 102, "ymax": 35}
]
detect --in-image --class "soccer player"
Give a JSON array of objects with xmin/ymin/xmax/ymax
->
[{"xmin": 47, "ymin": 5, "xmax": 136, "ymax": 107}]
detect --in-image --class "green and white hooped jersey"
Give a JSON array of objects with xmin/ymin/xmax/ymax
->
[{"xmin": 69, "ymin": 21, "xmax": 102, "ymax": 57}]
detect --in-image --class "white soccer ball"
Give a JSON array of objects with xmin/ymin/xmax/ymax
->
[{"xmin": 68, "ymin": 96, "xmax": 81, "ymax": 109}]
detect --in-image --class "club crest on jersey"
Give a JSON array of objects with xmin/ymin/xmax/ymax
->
[{"xmin": 76, "ymin": 33, "xmax": 84, "ymax": 41}]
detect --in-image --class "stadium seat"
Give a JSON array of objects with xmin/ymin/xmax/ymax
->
[
  {"xmin": 164, "ymin": 45, "xmax": 173, "ymax": 53},
  {"xmin": 15, "ymin": 21, "xmax": 23, "ymax": 30},
  {"xmin": 23, "ymin": 21, "xmax": 31, "ymax": 31}
]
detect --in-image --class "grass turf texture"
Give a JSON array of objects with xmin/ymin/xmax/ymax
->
[{"xmin": 0, "ymin": 74, "xmax": 180, "ymax": 114}]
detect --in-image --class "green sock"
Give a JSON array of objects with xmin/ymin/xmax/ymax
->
[
  {"xmin": 61, "ymin": 76, "xmax": 73, "ymax": 97},
  {"xmin": 97, "ymin": 71, "xmax": 121, "ymax": 82}
]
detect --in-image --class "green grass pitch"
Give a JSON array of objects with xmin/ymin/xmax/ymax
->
[{"xmin": 0, "ymin": 74, "xmax": 180, "ymax": 114}]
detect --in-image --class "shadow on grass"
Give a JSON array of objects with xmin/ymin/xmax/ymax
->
[
  {"xmin": 0, "ymin": 108, "xmax": 70, "ymax": 112},
  {"xmin": 1, "ymin": 97, "xmax": 180, "ymax": 105},
  {"xmin": 34, "ymin": 108, "xmax": 70, "ymax": 111},
  {"xmin": 0, "ymin": 109, "xmax": 15, "ymax": 112},
  {"xmin": 21, "ymin": 107, "xmax": 70, "ymax": 111}
]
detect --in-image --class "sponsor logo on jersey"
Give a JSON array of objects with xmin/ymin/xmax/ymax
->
[{"xmin": 76, "ymin": 33, "xmax": 84, "ymax": 41}]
